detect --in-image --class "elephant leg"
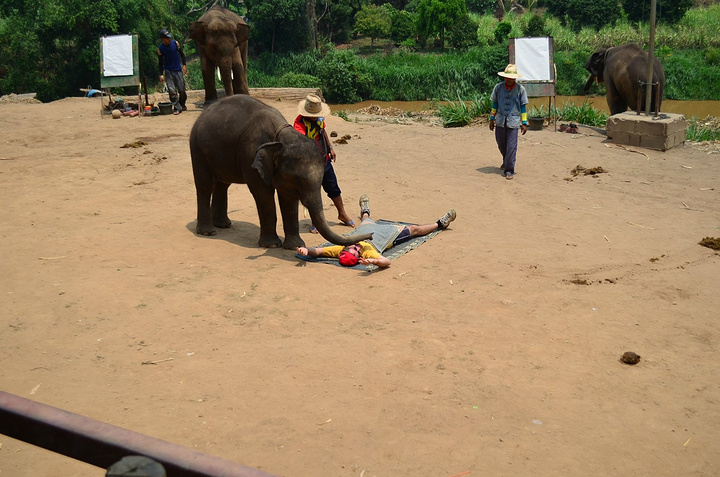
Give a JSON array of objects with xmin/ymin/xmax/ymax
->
[
  {"xmin": 201, "ymin": 57, "xmax": 218, "ymax": 104},
  {"xmin": 277, "ymin": 194, "xmax": 304, "ymax": 250},
  {"xmin": 191, "ymin": 155, "xmax": 216, "ymax": 236},
  {"xmin": 606, "ymin": 80, "xmax": 629, "ymax": 115},
  {"xmin": 211, "ymin": 182, "xmax": 232, "ymax": 229},
  {"xmin": 232, "ymin": 62, "xmax": 249, "ymax": 96},
  {"xmin": 247, "ymin": 183, "xmax": 282, "ymax": 248}
]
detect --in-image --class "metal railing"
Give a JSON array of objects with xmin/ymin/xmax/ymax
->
[{"xmin": 0, "ymin": 390, "xmax": 279, "ymax": 477}]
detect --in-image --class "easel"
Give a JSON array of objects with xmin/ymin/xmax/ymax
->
[
  {"xmin": 99, "ymin": 34, "xmax": 143, "ymax": 118},
  {"xmin": 509, "ymin": 37, "xmax": 557, "ymax": 131}
]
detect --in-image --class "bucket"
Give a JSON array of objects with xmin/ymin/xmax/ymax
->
[
  {"xmin": 528, "ymin": 117, "xmax": 544, "ymax": 131},
  {"xmin": 158, "ymin": 102, "xmax": 173, "ymax": 115}
]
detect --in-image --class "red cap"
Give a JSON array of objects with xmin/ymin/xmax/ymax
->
[{"xmin": 338, "ymin": 251, "xmax": 359, "ymax": 267}]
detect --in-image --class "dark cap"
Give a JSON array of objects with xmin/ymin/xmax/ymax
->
[{"xmin": 159, "ymin": 29, "xmax": 172, "ymax": 39}]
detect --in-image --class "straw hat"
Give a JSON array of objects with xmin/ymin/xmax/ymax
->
[
  {"xmin": 297, "ymin": 94, "xmax": 331, "ymax": 118},
  {"xmin": 498, "ymin": 64, "xmax": 522, "ymax": 79}
]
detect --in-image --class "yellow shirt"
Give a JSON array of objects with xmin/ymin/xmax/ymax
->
[{"xmin": 320, "ymin": 241, "xmax": 381, "ymax": 260}]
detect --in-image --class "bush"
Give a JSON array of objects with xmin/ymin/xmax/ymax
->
[
  {"xmin": 622, "ymin": 0, "xmax": 694, "ymax": 25},
  {"xmin": 524, "ymin": 13, "xmax": 547, "ymax": 37},
  {"xmin": 278, "ymin": 73, "xmax": 321, "ymax": 88},
  {"xmin": 317, "ymin": 49, "xmax": 372, "ymax": 103},
  {"xmin": 546, "ymin": 0, "xmax": 621, "ymax": 31},
  {"xmin": 447, "ymin": 14, "xmax": 478, "ymax": 50},
  {"xmin": 494, "ymin": 21, "xmax": 512, "ymax": 44}
]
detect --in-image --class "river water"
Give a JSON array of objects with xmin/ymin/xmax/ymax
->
[{"xmin": 332, "ymin": 96, "xmax": 720, "ymax": 118}]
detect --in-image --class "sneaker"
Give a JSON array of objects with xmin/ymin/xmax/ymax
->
[
  {"xmin": 438, "ymin": 209, "xmax": 457, "ymax": 229},
  {"xmin": 359, "ymin": 194, "xmax": 370, "ymax": 216},
  {"xmin": 505, "ymin": 171, "xmax": 515, "ymax": 180}
]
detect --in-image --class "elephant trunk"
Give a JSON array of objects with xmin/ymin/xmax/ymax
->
[
  {"xmin": 304, "ymin": 197, "xmax": 373, "ymax": 247},
  {"xmin": 219, "ymin": 59, "xmax": 234, "ymax": 96},
  {"xmin": 583, "ymin": 75, "xmax": 596, "ymax": 94}
]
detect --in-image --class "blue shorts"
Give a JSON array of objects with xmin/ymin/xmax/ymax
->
[
  {"xmin": 322, "ymin": 160, "xmax": 342, "ymax": 199},
  {"xmin": 392, "ymin": 227, "xmax": 411, "ymax": 246}
]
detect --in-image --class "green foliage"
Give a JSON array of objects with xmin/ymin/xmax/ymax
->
[
  {"xmin": 388, "ymin": 7, "xmax": 417, "ymax": 45},
  {"xmin": 415, "ymin": 0, "xmax": 468, "ymax": 49},
  {"xmin": 245, "ymin": 0, "xmax": 309, "ymax": 53},
  {"xmin": 278, "ymin": 72, "xmax": 322, "ymax": 88},
  {"xmin": 466, "ymin": 0, "xmax": 496, "ymax": 14},
  {"xmin": 438, "ymin": 94, "xmax": 492, "ymax": 127},
  {"xmin": 0, "ymin": 0, "xmax": 172, "ymax": 100},
  {"xmin": 662, "ymin": 49, "xmax": 720, "ymax": 100},
  {"xmin": 705, "ymin": 47, "xmax": 720, "ymax": 65},
  {"xmin": 493, "ymin": 21, "xmax": 512, "ymax": 43},
  {"xmin": 364, "ymin": 45, "xmax": 506, "ymax": 100},
  {"xmin": 686, "ymin": 116, "xmax": 720, "ymax": 141},
  {"xmin": 334, "ymin": 109, "xmax": 350, "ymax": 121},
  {"xmin": 524, "ymin": 13, "xmax": 547, "ymax": 37},
  {"xmin": 354, "ymin": 4, "xmax": 392, "ymax": 46},
  {"xmin": 545, "ymin": 0, "xmax": 621, "ymax": 31},
  {"xmin": 475, "ymin": 14, "xmax": 498, "ymax": 46},
  {"xmin": 555, "ymin": 101, "xmax": 608, "ymax": 126},
  {"xmin": 317, "ymin": 49, "xmax": 372, "ymax": 103},
  {"xmin": 447, "ymin": 14, "xmax": 478, "ymax": 50},
  {"xmin": 554, "ymin": 48, "xmax": 595, "ymax": 95},
  {"xmin": 622, "ymin": 0, "xmax": 694, "ymax": 25}
]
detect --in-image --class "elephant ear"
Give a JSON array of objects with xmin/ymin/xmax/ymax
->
[
  {"xmin": 235, "ymin": 23, "xmax": 250, "ymax": 47},
  {"xmin": 189, "ymin": 21, "xmax": 207, "ymax": 45},
  {"xmin": 252, "ymin": 142, "xmax": 283, "ymax": 186}
]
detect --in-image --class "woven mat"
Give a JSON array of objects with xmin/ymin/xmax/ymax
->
[{"xmin": 295, "ymin": 219, "xmax": 441, "ymax": 271}]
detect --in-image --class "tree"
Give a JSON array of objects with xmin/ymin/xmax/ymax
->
[
  {"xmin": 545, "ymin": 0, "xmax": 621, "ymax": 31},
  {"xmin": 621, "ymin": 0, "xmax": 694, "ymax": 25},
  {"xmin": 415, "ymin": 0, "xmax": 468, "ymax": 50},
  {"xmin": 447, "ymin": 13, "xmax": 477, "ymax": 50},
  {"xmin": 0, "ymin": 0, "xmax": 172, "ymax": 101},
  {"xmin": 354, "ymin": 4, "xmax": 391, "ymax": 46},
  {"xmin": 245, "ymin": 0, "xmax": 308, "ymax": 53},
  {"xmin": 387, "ymin": 6, "xmax": 416, "ymax": 45}
]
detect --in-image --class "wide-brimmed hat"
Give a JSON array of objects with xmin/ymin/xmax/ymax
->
[
  {"xmin": 498, "ymin": 64, "xmax": 522, "ymax": 79},
  {"xmin": 297, "ymin": 94, "xmax": 331, "ymax": 118},
  {"xmin": 159, "ymin": 29, "xmax": 172, "ymax": 39}
]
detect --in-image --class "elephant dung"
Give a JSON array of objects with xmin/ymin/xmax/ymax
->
[{"xmin": 606, "ymin": 112, "xmax": 686, "ymax": 151}]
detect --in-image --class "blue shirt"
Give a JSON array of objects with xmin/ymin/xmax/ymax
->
[
  {"xmin": 158, "ymin": 40, "xmax": 182, "ymax": 72},
  {"xmin": 490, "ymin": 82, "xmax": 529, "ymax": 129}
]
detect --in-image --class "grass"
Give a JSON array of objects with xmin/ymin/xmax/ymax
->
[
  {"xmin": 686, "ymin": 116, "xmax": 720, "ymax": 141},
  {"xmin": 437, "ymin": 94, "xmax": 492, "ymax": 127}
]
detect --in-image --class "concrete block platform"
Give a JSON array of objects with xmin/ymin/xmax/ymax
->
[{"xmin": 606, "ymin": 111, "xmax": 686, "ymax": 151}]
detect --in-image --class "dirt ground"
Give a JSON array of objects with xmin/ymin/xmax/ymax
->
[{"xmin": 1, "ymin": 92, "xmax": 719, "ymax": 477}]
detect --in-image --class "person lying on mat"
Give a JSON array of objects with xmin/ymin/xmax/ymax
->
[{"xmin": 296, "ymin": 194, "xmax": 456, "ymax": 268}]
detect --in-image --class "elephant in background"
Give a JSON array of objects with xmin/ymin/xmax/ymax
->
[
  {"xmin": 189, "ymin": 95, "xmax": 373, "ymax": 250},
  {"xmin": 583, "ymin": 43, "xmax": 665, "ymax": 115},
  {"xmin": 189, "ymin": 5, "xmax": 250, "ymax": 104}
]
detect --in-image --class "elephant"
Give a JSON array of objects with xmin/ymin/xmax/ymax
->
[
  {"xmin": 189, "ymin": 5, "xmax": 250, "ymax": 104},
  {"xmin": 583, "ymin": 43, "xmax": 665, "ymax": 115},
  {"xmin": 189, "ymin": 94, "xmax": 373, "ymax": 250}
]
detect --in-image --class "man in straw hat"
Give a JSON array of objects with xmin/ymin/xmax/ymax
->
[
  {"xmin": 489, "ymin": 64, "xmax": 528, "ymax": 180},
  {"xmin": 294, "ymin": 94, "xmax": 355, "ymax": 232}
]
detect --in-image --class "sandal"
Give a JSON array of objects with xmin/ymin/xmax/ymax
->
[
  {"xmin": 310, "ymin": 226, "xmax": 319, "ymax": 234},
  {"xmin": 341, "ymin": 219, "xmax": 355, "ymax": 228}
]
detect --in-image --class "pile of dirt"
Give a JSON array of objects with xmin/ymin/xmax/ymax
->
[
  {"xmin": 353, "ymin": 104, "xmax": 441, "ymax": 125},
  {"xmin": 0, "ymin": 93, "xmax": 41, "ymax": 104}
]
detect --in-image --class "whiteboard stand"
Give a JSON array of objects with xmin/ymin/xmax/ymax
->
[
  {"xmin": 100, "ymin": 34, "xmax": 142, "ymax": 118},
  {"xmin": 509, "ymin": 37, "xmax": 557, "ymax": 131}
]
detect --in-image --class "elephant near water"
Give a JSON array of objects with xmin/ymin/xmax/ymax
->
[
  {"xmin": 583, "ymin": 43, "xmax": 665, "ymax": 115},
  {"xmin": 189, "ymin": 5, "xmax": 250, "ymax": 104},
  {"xmin": 189, "ymin": 95, "xmax": 373, "ymax": 250}
]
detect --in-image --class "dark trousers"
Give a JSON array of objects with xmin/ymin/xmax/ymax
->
[{"xmin": 495, "ymin": 125, "xmax": 519, "ymax": 173}]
